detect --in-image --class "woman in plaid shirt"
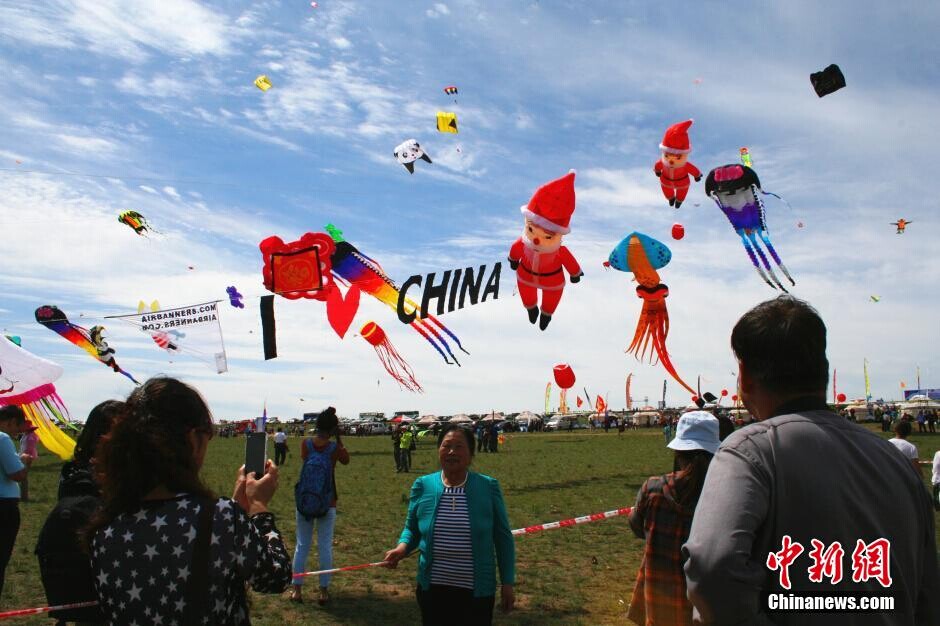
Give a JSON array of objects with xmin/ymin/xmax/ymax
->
[{"xmin": 627, "ymin": 411, "xmax": 720, "ymax": 626}]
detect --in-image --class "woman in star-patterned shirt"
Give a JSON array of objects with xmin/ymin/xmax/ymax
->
[{"xmin": 89, "ymin": 377, "xmax": 292, "ymax": 625}]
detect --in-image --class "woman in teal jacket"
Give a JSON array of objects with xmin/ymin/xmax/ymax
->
[{"xmin": 385, "ymin": 423, "xmax": 515, "ymax": 625}]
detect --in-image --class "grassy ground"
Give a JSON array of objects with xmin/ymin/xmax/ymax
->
[{"xmin": 3, "ymin": 424, "xmax": 939, "ymax": 625}]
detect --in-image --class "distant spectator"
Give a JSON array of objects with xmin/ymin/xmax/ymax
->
[
  {"xmin": 292, "ymin": 407, "xmax": 349, "ymax": 605},
  {"xmin": 89, "ymin": 377, "xmax": 291, "ymax": 624},
  {"xmin": 888, "ymin": 420, "xmax": 921, "ymax": 477},
  {"xmin": 0, "ymin": 405, "xmax": 29, "ymax": 599},
  {"xmin": 400, "ymin": 427, "xmax": 415, "ymax": 473},
  {"xmin": 274, "ymin": 427, "xmax": 288, "ymax": 466},
  {"xmin": 17, "ymin": 421, "xmax": 39, "ymax": 501}
]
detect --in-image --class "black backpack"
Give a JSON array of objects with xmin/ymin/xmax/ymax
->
[{"xmin": 35, "ymin": 468, "xmax": 106, "ymax": 622}]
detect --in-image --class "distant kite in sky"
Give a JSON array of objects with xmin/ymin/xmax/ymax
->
[
  {"xmin": 436, "ymin": 111, "xmax": 459, "ymax": 133},
  {"xmin": 706, "ymin": 164, "xmax": 795, "ymax": 292},
  {"xmin": 118, "ymin": 210, "xmax": 154, "ymax": 236},
  {"xmin": 360, "ymin": 321, "xmax": 422, "ymax": 393},
  {"xmin": 870, "ymin": 295, "xmax": 881, "ymax": 303},
  {"xmin": 810, "ymin": 63, "xmax": 845, "ymax": 97},
  {"xmin": 227, "ymin": 286, "xmax": 245, "ymax": 309},
  {"xmin": 325, "ymin": 223, "xmax": 468, "ymax": 364},
  {"xmin": 254, "ymin": 75, "xmax": 272, "ymax": 91},
  {"xmin": 443, "ymin": 85, "xmax": 458, "ymax": 102},
  {"xmin": 393, "ymin": 139, "xmax": 433, "ymax": 174},
  {"xmin": 608, "ymin": 232, "xmax": 694, "ymax": 395},
  {"xmin": 739, "ymin": 147, "xmax": 752, "ymax": 167},
  {"xmin": 35, "ymin": 305, "xmax": 139, "ymax": 384},
  {"xmin": 892, "ymin": 219, "xmax": 911, "ymax": 234}
]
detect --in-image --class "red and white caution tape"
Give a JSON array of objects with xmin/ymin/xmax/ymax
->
[
  {"xmin": 292, "ymin": 559, "xmax": 390, "ymax": 580},
  {"xmin": 0, "ymin": 601, "xmax": 98, "ymax": 621},
  {"xmin": 3, "ymin": 506, "xmax": 634, "ymax": 618},
  {"xmin": 511, "ymin": 506, "xmax": 633, "ymax": 536}
]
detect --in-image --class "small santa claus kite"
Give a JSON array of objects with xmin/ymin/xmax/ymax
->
[
  {"xmin": 508, "ymin": 171, "xmax": 583, "ymax": 331},
  {"xmin": 653, "ymin": 119, "xmax": 702, "ymax": 209}
]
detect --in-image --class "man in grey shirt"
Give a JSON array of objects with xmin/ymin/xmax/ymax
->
[{"xmin": 683, "ymin": 296, "xmax": 938, "ymax": 624}]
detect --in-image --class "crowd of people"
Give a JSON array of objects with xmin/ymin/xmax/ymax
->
[{"xmin": 0, "ymin": 296, "xmax": 938, "ymax": 625}]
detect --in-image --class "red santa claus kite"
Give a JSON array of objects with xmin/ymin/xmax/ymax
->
[
  {"xmin": 653, "ymin": 119, "xmax": 702, "ymax": 209},
  {"xmin": 508, "ymin": 171, "xmax": 583, "ymax": 331}
]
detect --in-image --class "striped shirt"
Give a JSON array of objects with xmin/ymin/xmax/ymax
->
[{"xmin": 430, "ymin": 483, "xmax": 474, "ymax": 589}]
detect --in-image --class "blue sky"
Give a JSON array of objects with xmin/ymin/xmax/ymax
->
[{"xmin": 0, "ymin": 1, "xmax": 937, "ymax": 421}]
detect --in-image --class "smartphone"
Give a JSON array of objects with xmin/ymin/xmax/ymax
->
[{"xmin": 245, "ymin": 432, "xmax": 267, "ymax": 479}]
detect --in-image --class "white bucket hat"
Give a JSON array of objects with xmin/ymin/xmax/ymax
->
[{"xmin": 667, "ymin": 411, "xmax": 720, "ymax": 455}]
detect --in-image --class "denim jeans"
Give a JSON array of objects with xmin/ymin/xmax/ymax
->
[{"xmin": 293, "ymin": 507, "xmax": 336, "ymax": 588}]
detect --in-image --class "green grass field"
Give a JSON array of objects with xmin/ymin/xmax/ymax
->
[{"xmin": 3, "ymin": 425, "xmax": 939, "ymax": 625}]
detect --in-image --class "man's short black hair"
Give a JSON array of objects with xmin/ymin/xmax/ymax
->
[
  {"xmin": 0, "ymin": 405, "xmax": 26, "ymax": 424},
  {"xmin": 437, "ymin": 423, "xmax": 475, "ymax": 456},
  {"xmin": 895, "ymin": 420, "xmax": 912, "ymax": 438},
  {"xmin": 731, "ymin": 296, "xmax": 829, "ymax": 395}
]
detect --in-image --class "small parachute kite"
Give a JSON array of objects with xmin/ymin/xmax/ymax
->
[
  {"xmin": 705, "ymin": 164, "xmax": 795, "ymax": 292},
  {"xmin": 254, "ymin": 75, "xmax": 272, "ymax": 91},
  {"xmin": 360, "ymin": 321, "xmax": 422, "ymax": 392},
  {"xmin": 393, "ymin": 139, "xmax": 432, "ymax": 174},
  {"xmin": 892, "ymin": 219, "xmax": 911, "ymax": 234},
  {"xmin": 118, "ymin": 210, "xmax": 154, "ymax": 236},
  {"xmin": 35, "ymin": 305, "xmax": 139, "ymax": 384},
  {"xmin": 436, "ymin": 111, "xmax": 458, "ymax": 134},
  {"xmin": 608, "ymin": 232, "xmax": 694, "ymax": 395},
  {"xmin": 443, "ymin": 85, "xmax": 458, "ymax": 102},
  {"xmin": 226, "ymin": 286, "xmax": 245, "ymax": 309}
]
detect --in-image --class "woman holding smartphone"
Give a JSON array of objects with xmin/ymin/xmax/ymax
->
[
  {"xmin": 290, "ymin": 407, "xmax": 350, "ymax": 605},
  {"xmin": 88, "ymin": 377, "xmax": 292, "ymax": 625}
]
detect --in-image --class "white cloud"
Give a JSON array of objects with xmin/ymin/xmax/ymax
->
[
  {"xmin": 56, "ymin": 134, "xmax": 119, "ymax": 155},
  {"xmin": 331, "ymin": 36, "xmax": 352, "ymax": 50},
  {"xmin": 162, "ymin": 186, "xmax": 181, "ymax": 199},
  {"xmin": 0, "ymin": 0, "xmax": 235, "ymax": 62},
  {"xmin": 426, "ymin": 3, "xmax": 451, "ymax": 18},
  {"xmin": 139, "ymin": 185, "xmax": 158, "ymax": 194}
]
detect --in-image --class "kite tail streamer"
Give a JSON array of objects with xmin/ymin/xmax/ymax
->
[
  {"xmin": 408, "ymin": 321, "xmax": 453, "ymax": 365},
  {"xmin": 745, "ymin": 230, "xmax": 787, "ymax": 292},
  {"xmin": 626, "ymin": 373, "xmax": 633, "ymax": 410},
  {"xmin": 736, "ymin": 230, "xmax": 776, "ymax": 290},
  {"xmin": 414, "ymin": 317, "xmax": 460, "ymax": 366},
  {"xmin": 361, "ymin": 322, "xmax": 422, "ymax": 393},
  {"xmin": 425, "ymin": 314, "xmax": 470, "ymax": 356}
]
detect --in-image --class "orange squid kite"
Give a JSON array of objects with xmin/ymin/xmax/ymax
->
[{"xmin": 606, "ymin": 232, "xmax": 694, "ymax": 394}]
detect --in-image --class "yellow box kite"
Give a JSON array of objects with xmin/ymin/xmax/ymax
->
[
  {"xmin": 436, "ymin": 111, "xmax": 458, "ymax": 133},
  {"xmin": 254, "ymin": 75, "xmax": 273, "ymax": 92}
]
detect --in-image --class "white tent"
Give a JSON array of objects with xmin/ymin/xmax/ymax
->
[
  {"xmin": 900, "ymin": 397, "xmax": 940, "ymax": 412},
  {"xmin": 632, "ymin": 410, "xmax": 661, "ymax": 426},
  {"xmin": 449, "ymin": 414, "xmax": 472, "ymax": 424},
  {"xmin": 417, "ymin": 414, "xmax": 439, "ymax": 425},
  {"xmin": 515, "ymin": 411, "xmax": 541, "ymax": 423}
]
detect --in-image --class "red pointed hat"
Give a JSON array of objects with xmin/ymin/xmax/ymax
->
[
  {"xmin": 520, "ymin": 170, "xmax": 576, "ymax": 234},
  {"xmin": 660, "ymin": 119, "xmax": 693, "ymax": 154}
]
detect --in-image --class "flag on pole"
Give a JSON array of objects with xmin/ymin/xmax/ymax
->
[{"xmin": 864, "ymin": 359, "xmax": 871, "ymax": 402}]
